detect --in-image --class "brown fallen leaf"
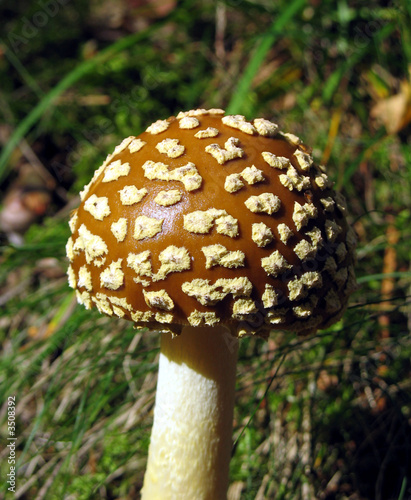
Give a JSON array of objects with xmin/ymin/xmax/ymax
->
[
  {"xmin": 371, "ymin": 78, "xmax": 411, "ymax": 134},
  {"xmin": 0, "ymin": 164, "xmax": 52, "ymax": 244}
]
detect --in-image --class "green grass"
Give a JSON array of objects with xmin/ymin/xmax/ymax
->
[{"xmin": 1, "ymin": 0, "xmax": 411, "ymax": 498}]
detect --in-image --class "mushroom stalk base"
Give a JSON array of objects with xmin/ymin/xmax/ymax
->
[{"xmin": 141, "ymin": 325, "xmax": 239, "ymax": 500}]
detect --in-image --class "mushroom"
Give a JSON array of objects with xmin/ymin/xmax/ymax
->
[{"xmin": 66, "ymin": 109, "xmax": 357, "ymax": 499}]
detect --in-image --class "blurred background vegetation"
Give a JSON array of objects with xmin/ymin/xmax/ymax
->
[{"xmin": 0, "ymin": 0, "xmax": 410, "ymax": 498}]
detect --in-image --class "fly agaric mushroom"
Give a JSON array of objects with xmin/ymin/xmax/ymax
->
[{"xmin": 66, "ymin": 109, "xmax": 357, "ymax": 499}]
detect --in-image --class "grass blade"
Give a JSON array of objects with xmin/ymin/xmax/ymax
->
[
  {"xmin": 322, "ymin": 22, "xmax": 396, "ymax": 103},
  {"xmin": 357, "ymin": 271, "xmax": 411, "ymax": 284},
  {"xmin": 0, "ymin": 13, "xmax": 177, "ymax": 184},
  {"xmin": 226, "ymin": 0, "xmax": 306, "ymax": 115}
]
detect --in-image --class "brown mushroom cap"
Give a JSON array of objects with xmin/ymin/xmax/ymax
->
[{"xmin": 66, "ymin": 109, "xmax": 357, "ymax": 337}]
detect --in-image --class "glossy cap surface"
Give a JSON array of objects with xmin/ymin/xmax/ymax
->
[{"xmin": 67, "ymin": 109, "xmax": 357, "ymax": 337}]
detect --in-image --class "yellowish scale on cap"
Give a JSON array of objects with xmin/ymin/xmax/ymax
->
[
  {"xmin": 84, "ymin": 194, "xmax": 111, "ymax": 221},
  {"xmin": 128, "ymin": 138, "xmax": 146, "ymax": 153},
  {"xmin": 215, "ymin": 215, "xmax": 238, "ymax": 238},
  {"xmin": 67, "ymin": 265, "xmax": 76, "ymax": 289},
  {"xmin": 293, "ymin": 295, "xmax": 319, "ymax": 318},
  {"xmin": 252, "ymin": 222, "xmax": 274, "ymax": 248},
  {"xmin": 245, "ymin": 193, "xmax": 281, "ymax": 215},
  {"xmin": 262, "ymin": 284, "xmax": 279, "ymax": 308},
  {"xmin": 325, "ymin": 220, "xmax": 342, "ymax": 243},
  {"xmin": 176, "ymin": 108, "xmax": 224, "ymax": 118},
  {"xmin": 287, "ymin": 271, "xmax": 322, "ymax": 301},
  {"xmin": 155, "ymin": 138, "xmax": 185, "ymax": 158},
  {"xmin": 76, "ymin": 290, "xmax": 92, "ymax": 309},
  {"xmin": 183, "ymin": 210, "xmax": 214, "ymax": 234},
  {"xmin": 112, "ymin": 306, "xmax": 126, "ymax": 318},
  {"xmin": 194, "ymin": 127, "xmax": 219, "ymax": 138},
  {"xmin": 205, "ymin": 137, "xmax": 244, "ymax": 164},
  {"xmin": 154, "ymin": 189, "xmax": 182, "ymax": 207},
  {"xmin": 143, "ymin": 289, "xmax": 174, "ymax": 311},
  {"xmin": 113, "ymin": 136, "xmax": 134, "ymax": 156},
  {"xmin": 265, "ymin": 308, "xmax": 288, "ymax": 325},
  {"xmin": 224, "ymin": 173, "xmax": 244, "ymax": 193},
  {"xmin": 68, "ymin": 211, "xmax": 78, "ymax": 233},
  {"xmin": 178, "ymin": 116, "xmax": 200, "ymax": 129},
  {"xmin": 127, "ymin": 250, "xmax": 152, "ymax": 277},
  {"xmin": 73, "ymin": 224, "xmax": 108, "ymax": 265},
  {"xmin": 146, "ymin": 119, "xmax": 170, "ymax": 134},
  {"xmin": 153, "ymin": 246, "xmax": 191, "ymax": 281},
  {"xmin": 294, "ymin": 239, "xmax": 317, "ymax": 261},
  {"xmin": 133, "ymin": 216, "xmax": 163, "ymax": 240},
  {"xmin": 306, "ymin": 227, "xmax": 323, "ymax": 248},
  {"xmin": 262, "ymin": 152, "xmax": 290, "ymax": 170},
  {"xmin": 241, "ymin": 165, "xmax": 265, "ymax": 184},
  {"xmin": 142, "ymin": 160, "xmax": 168, "ymax": 180},
  {"xmin": 181, "ymin": 279, "xmax": 224, "ymax": 306},
  {"xmin": 261, "ymin": 250, "xmax": 292, "ymax": 277},
  {"xmin": 293, "ymin": 149, "xmax": 313, "ymax": 171},
  {"xmin": 187, "ymin": 310, "xmax": 220, "ymax": 327},
  {"xmin": 119, "ymin": 186, "xmax": 147, "ymax": 206},
  {"xmin": 292, "ymin": 202, "xmax": 318, "ymax": 231},
  {"xmin": 102, "ymin": 160, "xmax": 131, "ymax": 183},
  {"xmin": 111, "ymin": 218, "xmax": 128, "ymax": 242},
  {"xmin": 183, "ymin": 209, "xmax": 238, "ymax": 237},
  {"xmin": 253, "ymin": 118, "xmax": 279, "ymax": 137},
  {"xmin": 320, "ymin": 197, "xmax": 335, "ymax": 212},
  {"xmin": 92, "ymin": 293, "xmax": 113, "ymax": 316},
  {"xmin": 277, "ymin": 223, "xmax": 294, "ymax": 244},
  {"xmin": 279, "ymin": 166, "xmax": 311, "ymax": 192},
  {"xmin": 222, "ymin": 115, "xmax": 257, "ymax": 135},
  {"xmin": 100, "ymin": 259, "xmax": 124, "ymax": 290},
  {"xmin": 169, "ymin": 163, "xmax": 202, "ymax": 191},
  {"xmin": 224, "ymin": 277, "xmax": 253, "ymax": 297},
  {"xmin": 281, "ymin": 132, "xmax": 302, "ymax": 146},
  {"xmin": 232, "ymin": 298, "xmax": 258, "ymax": 319},
  {"xmin": 181, "ymin": 277, "xmax": 252, "ymax": 306},
  {"xmin": 132, "ymin": 277, "xmax": 150, "ymax": 287},
  {"xmin": 142, "ymin": 160, "xmax": 202, "ymax": 191},
  {"xmin": 131, "ymin": 310, "xmax": 154, "ymax": 322},
  {"xmin": 66, "ymin": 237, "xmax": 75, "ymax": 262},
  {"xmin": 108, "ymin": 296, "xmax": 133, "ymax": 312},
  {"xmin": 201, "ymin": 244, "xmax": 245, "ymax": 269},
  {"xmin": 155, "ymin": 312, "xmax": 174, "ymax": 323},
  {"xmin": 77, "ymin": 266, "xmax": 93, "ymax": 291},
  {"xmin": 314, "ymin": 171, "xmax": 332, "ymax": 190},
  {"xmin": 225, "ymin": 166, "xmax": 265, "ymax": 193}
]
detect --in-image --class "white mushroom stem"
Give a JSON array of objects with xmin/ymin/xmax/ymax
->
[{"xmin": 141, "ymin": 325, "xmax": 239, "ymax": 500}]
